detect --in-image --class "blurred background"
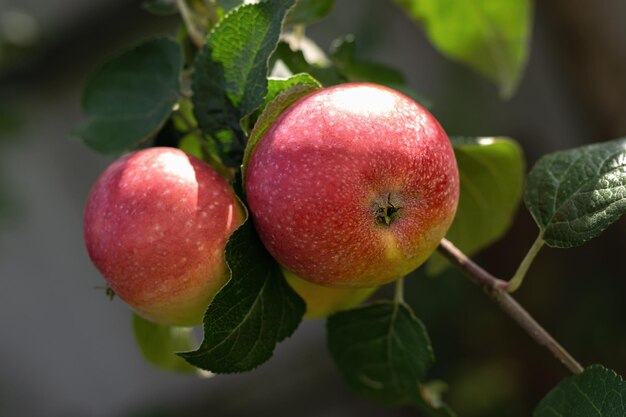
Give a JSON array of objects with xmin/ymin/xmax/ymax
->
[{"xmin": 0, "ymin": 0, "xmax": 625, "ymax": 416}]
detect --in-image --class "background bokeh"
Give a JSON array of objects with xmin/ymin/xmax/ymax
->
[{"xmin": 1, "ymin": 0, "xmax": 625, "ymax": 416}]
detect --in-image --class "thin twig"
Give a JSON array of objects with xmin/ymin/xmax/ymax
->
[
  {"xmin": 176, "ymin": 0, "xmax": 205, "ymax": 48},
  {"xmin": 437, "ymin": 238, "xmax": 584, "ymax": 375}
]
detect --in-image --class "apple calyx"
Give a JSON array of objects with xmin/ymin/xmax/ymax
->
[{"xmin": 372, "ymin": 192, "xmax": 404, "ymax": 226}]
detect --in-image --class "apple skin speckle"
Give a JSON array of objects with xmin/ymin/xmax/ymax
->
[
  {"xmin": 84, "ymin": 147, "xmax": 244, "ymax": 325},
  {"xmin": 246, "ymin": 83, "xmax": 459, "ymax": 288}
]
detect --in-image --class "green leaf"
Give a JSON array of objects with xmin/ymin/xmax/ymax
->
[
  {"xmin": 534, "ymin": 364, "xmax": 626, "ymax": 417},
  {"xmin": 524, "ymin": 137, "xmax": 626, "ymax": 248},
  {"xmin": 327, "ymin": 301, "xmax": 455, "ymax": 415},
  {"xmin": 132, "ymin": 314, "xmax": 197, "ymax": 373},
  {"xmin": 179, "ymin": 217, "xmax": 305, "ymax": 373},
  {"xmin": 327, "ymin": 35, "xmax": 430, "ymax": 107},
  {"xmin": 429, "ymin": 137, "xmax": 524, "ymax": 274},
  {"xmin": 265, "ymin": 73, "xmax": 320, "ymax": 108},
  {"xmin": 178, "ymin": 133, "xmax": 203, "ymax": 159},
  {"xmin": 330, "ymin": 35, "xmax": 405, "ymax": 86},
  {"xmin": 242, "ymin": 78, "xmax": 319, "ymax": 178},
  {"xmin": 394, "ymin": 0, "xmax": 532, "ymax": 98},
  {"xmin": 191, "ymin": 0, "xmax": 296, "ymax": 165},
  {"xmin": 74, "ymin": 37, "xmax": 183, "ymax": 154},
  {"xmin": 142, "ymin": 0, "xmax": 178, "ymax": 15},
  {"xmin": 285, "ymin": 0, "xmax": 335, "ymax": 25}
]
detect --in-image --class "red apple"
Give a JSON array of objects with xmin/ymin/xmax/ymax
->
[
  {"xmin": 246, "ymin": 83, "xmax": 459, "ymax": 288},
  {"xmin": 84, "ymin": 147, "xmax": 244, "ymax": 326}
]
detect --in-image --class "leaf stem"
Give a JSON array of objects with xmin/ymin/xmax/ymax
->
[
  {"xmin": 394, "ymin": 277, "xmax": 405, "ymax": 304},
  {"xmin": 437, "ymin": 238, "xmax": 584, "ymax": 375},
  {"xmin": 176, "ymin": 0, "xmax": 205, "ymax": 48},
  {"xmin": 508, "ymin": 234, "xmax": 545, "ymax": 292}
]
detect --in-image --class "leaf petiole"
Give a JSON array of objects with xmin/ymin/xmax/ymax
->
[{"xmin": 508, "ymin": 234, "xmax": 545, "ymax": 292}]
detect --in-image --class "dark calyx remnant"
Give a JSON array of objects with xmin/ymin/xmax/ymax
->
[{"xmin": 372, "ymin": 192, "xmax": 403, "ymax": 226}]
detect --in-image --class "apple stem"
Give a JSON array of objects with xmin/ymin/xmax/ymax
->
[
  {"xmin": 508, "ymin": 234, "xmax": 545, "ymax": 293},
  {"xmin": 437, "ymin": 238, "xmax": 584, "ymax": 375},
  {"xmin": 394, "ymin": 277, "xmax": 405, "ymax": 304}
]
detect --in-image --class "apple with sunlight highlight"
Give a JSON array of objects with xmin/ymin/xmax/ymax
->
[
  {"xmin": 246, "ymin": 83, "xmax": 459, "ymax": 288},
  {"xmin": 84, "ymin": 147, "xmax": 244, "ymax": 326}
]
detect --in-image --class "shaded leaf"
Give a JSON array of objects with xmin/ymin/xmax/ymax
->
[
  {"xmin": 429, "ymin": 137, "xmax": 524, "ymax": 274},
  {"xmin": 328, "ymin": 35, "xmax": 429, "ymax": 106},
  {"xmin": 525, "ymin": 137, "xmax": 626, "ymax": 248},
  {"xmin": 534, "ymin": 364, "xmax": 626, "ymax": 417},
  {"xmin": 394, "ymin": 0, "xmax": 532, "ymax": 98},
  {"xmin": 179, "ymin": 218, "xmax": 305, "ymax": 373},
  {"xmin": 74, "ymin": 37, "xmax": 183, "ymax": 154},
  {"xmin": 132, "ymin": 314, "xmax": 197, "ymax": 373},
  {"xmin": 285, "ymin": 0, "xmax": 335, "ymax": 25},
  {"xmin": 330, "ymin": 35, "xmax": 405, "ymax": 86},
  {"xmin": 327, "ymin": 301, "xmax": 455, "ymax": 415}
]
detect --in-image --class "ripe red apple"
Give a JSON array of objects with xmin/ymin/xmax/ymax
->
[
  {"xmin": 246, "ymin": 83, "xmax": 459, "ymax": 288},
  {"xmin": 84, "ymin": 147, "xmax": 244, "ymax": 326}
]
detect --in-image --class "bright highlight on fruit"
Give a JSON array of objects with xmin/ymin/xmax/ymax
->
[
  {"xmin": 246, "ymin": 83, "xmax": 459, "ymax": 288},
  {"xmin": 83, "ymin": 147, "xmax": 244, "ymax": 326}
]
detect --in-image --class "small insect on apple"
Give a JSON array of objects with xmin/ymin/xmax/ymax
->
[
  {"xmin": 84, "ymin": 147, "xmax": 244, "ymax": 326},
  {"xmin": 246, "ymin": 83, "xmax": 459, "ymax": 288}
]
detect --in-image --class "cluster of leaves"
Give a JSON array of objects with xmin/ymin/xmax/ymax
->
[{"xmin": 73, "ymin": 0, "xmax": 626, "ymax": 415}]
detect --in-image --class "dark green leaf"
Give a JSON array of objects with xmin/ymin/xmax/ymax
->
[
  {"xmin": 327, "ymin": 35, "xmax": 430, "ymax": 106},
  {"xmin": 534, "ymin": 364, "xmax": 626, "ymax": 417},
  {"xmin": 179, "ymin": 218, "xmax": 305, "ymax": 373},
  {"xmin": 242, "ymin": 78, "xmax": 319, "ymax": 178},
  {"xmin": 327, "ymin": 301, "xmax": 454, "ymax": 415},
  {"xmin": 142, "ymin": 0, "xmax": 178, "ymax": 15},
  {"xmin": 132, "ymin": 314, "xmax": 197, "ymax": 373},
  {"xmin": 525, "ymin": 137, "xmax": 626, "ymax": 248},
  {"xmin": 285, "ymin": 0, "xmax": 334, "ymax": 25},
  {"xmin": 394, "ymin": 0, "xmax": 532, "ymax": 98},
  {"xmin": 192, "ymin": 0, "xmax": 296, "ymax": 165},
  {"xmin": 429, "ymin": 137, "xmax": 524, "ymax": 274},
  {"xmin": 74, "ymin": 37, "xmax": 183, "ymax": 154},
  {"xmin": 330, "ymin": 35, "xmax": 405, "ymax": 86}
]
